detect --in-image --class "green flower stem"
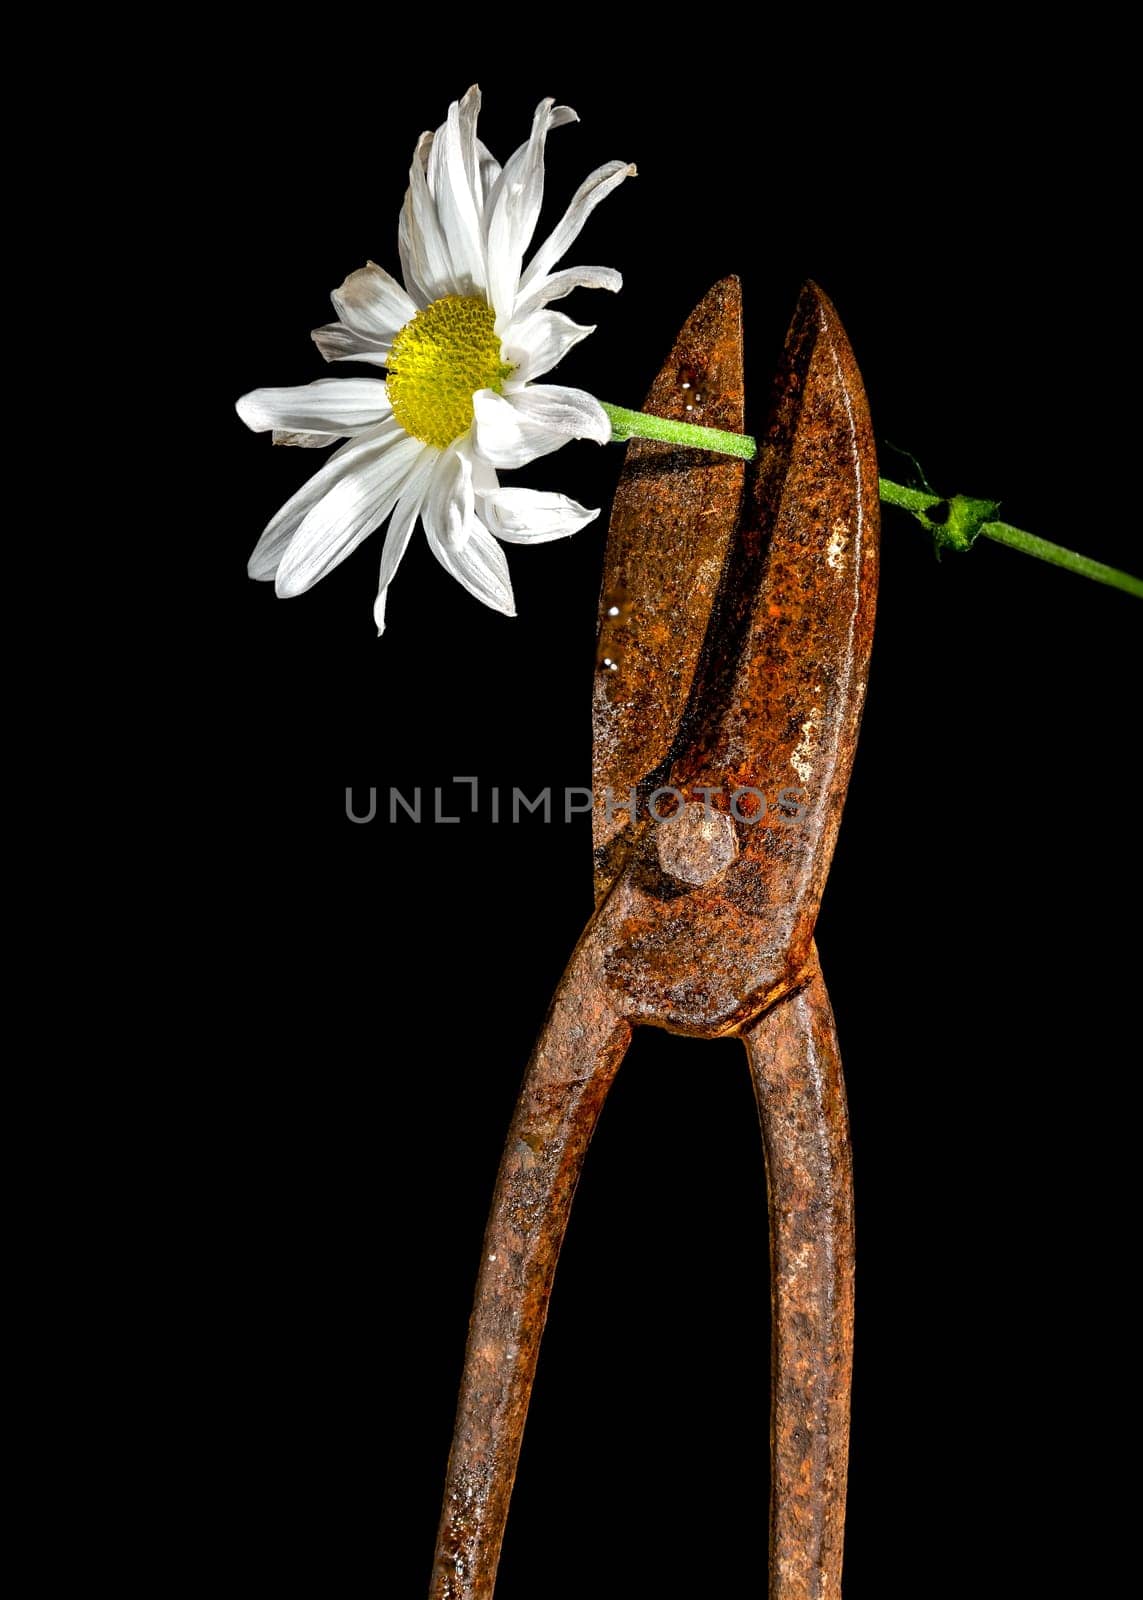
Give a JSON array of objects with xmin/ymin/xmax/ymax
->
[
  {"xmin": 876, "ymin": 477, "xmax": 1143, "ymax": 598},
  {"xmin": 600, "ymin": 402, "xmax": 757, "ymax": 461},
  {"xmin": 601, "ymin": 402, "xmax": 1143, "ymax": 600},
  {"xmin": 971, "ymin": 521, "xmax": 1143, "ymax": 597},
  {"xmin": 877, "ymin": 479, "xmax": 936, "ymax": 514}
]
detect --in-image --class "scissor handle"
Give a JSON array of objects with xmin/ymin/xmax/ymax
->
[
  {"xmin": 742, "ymin": 948, "xmax": 855, "ymax": 1599},
  {"xmin": 429, "ymin": 921, "xmax": 632, "ymax": 1600},
  {"xmin": 430, "ymin": 934, "xmax": 855, "ymax": 1599}
]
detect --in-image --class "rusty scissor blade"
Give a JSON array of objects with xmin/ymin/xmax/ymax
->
[
  {"xmin": 592, "ymin": 275, "xmax": 747, "ymax": 904},
  {"xmin": 604, "ymin": 282, "xmax": 879, "ymax": 1035}
]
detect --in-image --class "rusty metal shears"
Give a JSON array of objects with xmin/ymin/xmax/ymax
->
[{"xmin": 429, "ymin": 278, "xmax": 879, "ymax": 1599}]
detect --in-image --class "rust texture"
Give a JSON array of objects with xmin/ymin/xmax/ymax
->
[
  {"xmin": 601, "ymin": 282, "xmax": 880, "ymax": 1035},
  {"xmin": 429, "ymin": 926, "xmax": 631, "ymax": 1600},
  {"xmin": 744, "ymin": 946, "xmax": 854, "ymax": 1599},
  {"xmin": 592, "ymin": 274, "xmax": 746, "ymax": 903},
  {"xmin": 430, "ymin": 281, "xmax": 878, "ymax": 1598}
]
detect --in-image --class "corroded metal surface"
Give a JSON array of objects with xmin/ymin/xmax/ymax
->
[
  {"xmin": 602, "ymin": 282, "xmax": 880, "ymax": 1035},
  {"xmin": 429, "ymin": 927, "xmax": 630, "ymax": 1600},
  {"xmin": 431, "ymin": 282, "xmax": 878, "ymax": 1598},
  {"xmin": 592, "ymin": 275, "xmax": 746, "ymax": 903},
  {"xmin": 655, "ymin": 800, "xmax": 740, "ymax": 885},
  {"xmin": 744, "ymin": 947, "xmax": 854, "ymax": 1599}
]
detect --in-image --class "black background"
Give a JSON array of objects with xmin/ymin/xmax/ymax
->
[{"xmin": 197, "ymin": 39, "xmax": 1138, "ymax": 1597}]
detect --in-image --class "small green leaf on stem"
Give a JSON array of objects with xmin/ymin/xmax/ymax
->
[{"xmin": 923, "ymin": 494, "xmax": 1002, "ymax": 555}]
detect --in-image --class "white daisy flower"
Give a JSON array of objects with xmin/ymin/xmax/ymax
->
[{"xmin": 236, "ymin": 85, "xmax": 634, "ymax": 633}]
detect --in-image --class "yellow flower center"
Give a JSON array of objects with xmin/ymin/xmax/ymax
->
[{"xmin": 386, "ymin": 296, "xmax": 514, "ymax": 449}]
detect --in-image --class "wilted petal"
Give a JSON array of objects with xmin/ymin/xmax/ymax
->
[
  {"xmin": 423, "ymin": 443, "xmax": 476, "ymax": 552},
  {"xmin": 401, "ymin": 130, "xmax": 456, "ymax": 303},
  {"xmin": 272, "ymin": 429, "xmax": 341, "ymax": 448},
  {"xmin": 275, "ymin": 432, "xmax": 425, "ymax": 597},
  {"xmin": 236, "ymin": 378, "xmax": 391, "ymax": 437},
  {"xmin": 478, "ymin": 487, "xmax": 598, "ymax": 544},
  {"xmin": 373, "ymin": 448, "xmax": 438, "ymax": 634},
  {"xmin": 475, "ymin": 139, "xmax": 501, "ymax": 203},
  {"xmin": 428, "ymin": 518, "xmax": 516, "ymax": 616},
  {"xmin": 484, "ymin": 99, "xmax": 577, "ymax": 329},
  {"xmin": 519, "ymin": 162, "xmax": 636, "ymax": 294},
  {"xmin": 427, "ymin": 88, "xmax": 486, "ymax": 294},
  {"xmin": 331, "ymin": 261, "xmax": 416, "ymax": 343},
  {"xmin": 513, "ymin": 265, "xmax": 622, "ymax": 319},
  {"xmin": 397, "ymin": 193, "xmax": 430, "ymax": 310},
  {"xmin": 472, "ymin": 385, "xmax": 609, "ymax": 468},
  {"xmin": 247, "ymin": 427, "xmax": 398, "ymax": 582},
  {"xmin": 311, "ymin": 323, "xmax": 389, "ymax": 367},
  {"xmin": 501, "ymin": 385, "xmax": 610, "ymax": 442}
]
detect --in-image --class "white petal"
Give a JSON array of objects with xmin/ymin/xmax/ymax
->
[
  {"xmin": 401, "ymin": 131, "xmax": 456, "ymax": 302},
  {"xmin": 426, "ymin": 90, "xmax": 486, "ymax": 294},
  {"xmin": 478, "ymin": 487, "xmax": 599, "ymax": 545},
  {"xmin": 311, "ymin": 322, "xmax": 390, "ymax": 367},
  {"xmin": 428, "ymin": 517, "xmax": 516, "ymax": 617},
  {"xmin": 423, "ymin": 444, "xmax": 475, "ymax": 553},
  {"xmin": 513, "ymin": 265, "xmax": 623, "ymax": 319},
  {"xmin": 457, "ymin": 86, "xmax": 483, "ymax": 194},
  {"xmin": 247, "ymin": 427, "xmax": 398, "ymax": 581},
  {"xmin": 236, "ymin": 378, "xmax": 391, "ymax": 437},
  {"xmin": 470, "ymin": 457, "xmax": 499, "ymax": 499},
  {"xmin": 484, "ymin": 99, "xmax": 577, "ymax": 330},
  {"xmin": 373, "ymin": 448, "xmax": 438, "ymax": 634},
  {"xmin": 511, "ymin": 386, "xmax": 610, "ymax": 443},
  {"xmin": 275, "ymin": 432, "xmax": 424, "ymax": 598},
  {"xmin": 500, "ymin": 310, "xmax": 595, "ymax": 383},
  {"xmin": 272, "ymin": 429, "xmax": 340, "ymax": 448},
  {"xmin": 471, "ymin": 390, "xmax": 550, "ymax": 468},
  {"xmin": 475, "ymin": 139, "xmax": 501, "ymax": 204},
  {"xmin": 398, "ymin": 198, "xmax": 429, "ymax": 308},
  {"xmin": 331, "ymin": 261, "xmax": 416, "ymax": 343},
  {"xmin": 471, "ymin": 386, "xmax": 609, "ymax": 468},
  {"xmin": 518, "ymin": 162, "xmax": 636, "ymax": 295}
]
